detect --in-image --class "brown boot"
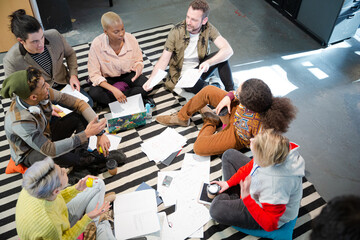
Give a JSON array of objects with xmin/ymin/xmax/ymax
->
[
  {"xmin": 104, "ymin": 192, "xmax": 116, "ymax": 203},
  {"xmin": 156, "ymin": 112, "xmax": 190, "ymax": 127},
  {"xmin": 199, "ymin": 106, "xmax": 221, "ymax": 126}
]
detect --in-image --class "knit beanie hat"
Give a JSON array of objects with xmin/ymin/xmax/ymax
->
[{"xmin": 1, "ymin": 70, "xmax": 31, "ymax": 99}]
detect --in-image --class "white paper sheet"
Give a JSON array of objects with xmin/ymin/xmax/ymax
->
[
  {"xmin": 141, "ymin": 128, "xmax": 187, "ymax": 163},
  {"xmin": 148, "ymin": 69, "xmax": 167, "ymax": 89},
  {"xmin": 175, "ymin": 68, "xmax": 204, "ymax": 88},
  {"xmin": 157, "ymin": 154, "xmax": 211, "ymax": 239},
  {"xmin": 162, "ymin": 198, "xmax": 210, "ymax": 240},
  {"xmin": 109, "ymin": 94, "xmax": 145, "ymax": 118},
  {"xmin": 87, "ymin": 134, "xmax": 122, "ymax": 151},
  {"xmin": 53, "ymin": 104, "xmax": 72, "ymax": 117},
  {"xmin": 157, "ymin": 171, "xmax": 180, "ymax": 207},
  {"xmin": 145, "ymin": 212, "xmax": 171, "ymax": 240},
  {"xmin": 61, "ymin": 84, "xmax": 89, "ymax": 102},
  {"xmin": 114, "ymin": 189, "xmax": 160, "ymax": 240}
]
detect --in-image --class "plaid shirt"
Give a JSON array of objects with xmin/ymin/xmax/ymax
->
[
  {"xmin": 163, "ymin": 20, "xmax": 220, "ymax": 90},
  {"xmin": 4, "ymin": 88, "xmax": 95, "ymax": 165}
]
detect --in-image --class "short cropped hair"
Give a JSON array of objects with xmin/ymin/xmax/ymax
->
[
  {"xmin": 252, "ymin": 129, "xmax": 290, "ymax": 167},
  {"xmin": 189, "ymin": 0, "xmax": 210, "ymax": 19},
  {"xmin": 101, "ymin": 11, "xmax": 123, "ymax": 30},
  {"xmin": 311, "ymin": 195, "xmax": 360, "ymax": 240},
  {"xmin": 22, "ymin": 157, "xmax": 61, "ymax": 199}
]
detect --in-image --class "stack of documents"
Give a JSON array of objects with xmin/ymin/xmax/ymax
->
[
  {"xmin": 141, "ymin": 128, "xmax": 187, "ymax": 163},
  {"xmin": 175, "ymin": 68, "xmax": 204, "ymax": 88},
  {"xmin": 156, "ymin": 154, "xmax": 211, "ymax": 239},
  {"xmin": 87, "ymin": 134, "xmax": 122, "ymax": 152},
  {"xmin": 53, "ymin": 84, "xmax": 90, "ymax": 117},
  {"xmin": 114, "ymin": 189, "xmax": 160, "ymax": 240},
  {"xmin": 61, "ymin": 84, "xmax": 89, "ymax": 102}
]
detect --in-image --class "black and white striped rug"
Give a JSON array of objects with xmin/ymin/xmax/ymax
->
[{"xmin": 0, "ymin": 24, "xmax": 326, "ymax": 240}]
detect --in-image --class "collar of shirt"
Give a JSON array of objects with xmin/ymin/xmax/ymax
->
[
  {"xmin": 19, "ymin": 38, "xmax": 50, "ymax": 56},
  {"xmin": 101, "ymin": 33, "xmax": 132, "ymax": 57}
]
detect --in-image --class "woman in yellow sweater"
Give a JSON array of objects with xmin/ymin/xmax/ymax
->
[{"xmin": 15, "ymin": 157, "xmax": 116, "ymax": 240}]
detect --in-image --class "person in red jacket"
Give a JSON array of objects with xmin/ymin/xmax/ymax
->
[{"xmin": 209, "ymin": 129, "xmax": 305, "ymax": 231}]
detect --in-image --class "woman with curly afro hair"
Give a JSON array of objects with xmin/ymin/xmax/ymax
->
[{"xmin": 156, "ymin": 78, "xmax": 297, "ymax": 156}]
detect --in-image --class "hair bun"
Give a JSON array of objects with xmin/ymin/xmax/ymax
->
[{"xmin": 10, "ymin": 9, "xmax": 26, "ymax": 19}]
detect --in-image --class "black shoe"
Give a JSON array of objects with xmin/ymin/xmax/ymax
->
[
  {"xmin": 210, "ymin": 81, "xmax": 221, "ymax": 89},
  {"xmin": 68, "ymin": 168, "xmax": 92, "ymax": 185},
  {"xmin": 144, "ymin": 97, "xmax": 156, "ymax": 108},
  {"xmin": 108, "ymin": 149, "xmax": 127, "ymax": 165}
]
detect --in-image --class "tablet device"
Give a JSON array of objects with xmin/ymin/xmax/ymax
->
[{"xmin": 198, "ymin": 182, "xmax": 213, "ymax": 205}]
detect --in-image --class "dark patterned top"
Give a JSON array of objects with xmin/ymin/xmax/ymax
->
[
  {"xmin": 29, "ymin": 46, "xmax": 53, "ymax": 76},
  {"xmin": 233, "ymin": 103, "xmax": 263, "ymax": 148},
  {"xmin": 163, "ymin": 20, "xmax": 220, "ymax": 90}
]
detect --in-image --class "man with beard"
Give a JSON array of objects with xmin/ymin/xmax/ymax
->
[{"xmin": 144, "ymin": 0, "xmax": 235, "ymax": 94}]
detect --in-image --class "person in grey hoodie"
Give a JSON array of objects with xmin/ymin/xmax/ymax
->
[{"xmin": 209, "ymin": 129, "xmax": 305, "ymax": 231}]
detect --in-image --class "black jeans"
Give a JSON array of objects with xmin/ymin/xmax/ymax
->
[
  {"xmin": 209, "ymin": 149, "xmax": 263, "ymax": 229},
  {"xmin": 183, "ymin": 51, "xmax": 235, "ymax": 94},
  {"xmin": 89, "ymin": 72, "xmax": 149, "ymax": 106},
  {"xmin": 22, "ymin": 112, "xmax": 90, "ymax": 168}
]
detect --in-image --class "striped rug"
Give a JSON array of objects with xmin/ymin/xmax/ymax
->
[{"xmin": 0, "ymin": 24, "xmax": 326, "ymax": 239}]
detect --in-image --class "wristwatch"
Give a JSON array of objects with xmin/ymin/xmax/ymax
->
[{"xmin": 96, "ymin": 129, "xmax": 105, "ymax": 137}]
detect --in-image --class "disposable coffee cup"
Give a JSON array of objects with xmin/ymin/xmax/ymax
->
[
  {"xmin": 207, "ymin": 183, "xmax": 220, "ymax": 199},
  {"xmin": 218, "ymin": 107, "xmax": 230, "ymax": 125},
  {"xmin": 106, "ymin": 159, "xmax": 118, "ymax": 176}
]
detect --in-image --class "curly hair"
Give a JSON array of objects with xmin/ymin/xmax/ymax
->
[
  {"xmin": 239, "ymin": 78, "xmax": 297, "ymax": 133},
  {"xmin": 239, "ymin": 78, "xmax": 273, "ymax": 113},
  {"xmin": 261, "ymin": 97, "xmax": 297, "ymax": 133},
  {"xmin": 27, "ymin": 67, "xmax": 42, "ymax": 92}
]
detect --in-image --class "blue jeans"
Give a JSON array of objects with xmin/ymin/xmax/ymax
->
[{"xmin": 67, "ymin": 179, "xmax": 115, "ymax": 240}]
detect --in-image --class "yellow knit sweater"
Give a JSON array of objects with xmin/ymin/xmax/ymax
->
[{"xmin": 16, "ymin": 186, "xmax": 92, "ymax": 240}]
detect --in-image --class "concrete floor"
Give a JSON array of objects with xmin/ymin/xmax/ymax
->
[{"xmin": 1, "ymin": 0, "xmax": 359, "ymax": 202}]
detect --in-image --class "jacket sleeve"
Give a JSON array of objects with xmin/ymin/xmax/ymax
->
[
  {"xmin": 57, "ymin": 30, "xmax": 78, "ymax": 77},
  {"xmin": 3, "ymin": 50, "xmax": 18, "ymax": 78},
  {"xmin": 60, "ymin": 186, "xmax": 82, "ymax": 203},
  {"xmin": 243, "ymin": 195, "xmax": 286, "ymax": 231},
  {"xmin": 12, "ymin": 120, "xmax": 87, "ymax": 158},
  {"xmin": 50, "ymin": 88, "xmax": 97, "ymax": 122},
  {"xmin": 226, "ymin": 159, "xmax": 254, "ymax": 187},
  {"xmin": 62, "ymin": 215, "xmax": 92, "ymax": 240}
]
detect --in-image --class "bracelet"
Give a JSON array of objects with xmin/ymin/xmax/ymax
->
[{"xmin": 96, "ymin": 130, "xmax": 105, "ymax": 137}]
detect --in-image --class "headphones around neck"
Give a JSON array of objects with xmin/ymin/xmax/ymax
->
[{"xmin": 16, "ymin": 96, "xmax": 49, "ymax": 115}]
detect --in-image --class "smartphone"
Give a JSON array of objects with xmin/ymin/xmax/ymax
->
[
  {"xmin": 162, "ymin": 175, "xmax": 173, "ymax": 187},
  {"xmin": 198, "ymin": 182, "xmax": 213, "ymax": 205}
]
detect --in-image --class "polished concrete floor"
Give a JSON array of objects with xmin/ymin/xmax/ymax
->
[{"xmin": 1, "ymin": 0, "xmax": 360, "ymax": 202}]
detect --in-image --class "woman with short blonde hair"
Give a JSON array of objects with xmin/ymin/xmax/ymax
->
[{"xmin": 88, "ymin": 11, "xmax": 152, "ymax": 108}]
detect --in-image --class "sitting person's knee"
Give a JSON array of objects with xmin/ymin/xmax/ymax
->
[{"xmin": 193, "ymin": 142, "xmax": 209, "ymax": 156}]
